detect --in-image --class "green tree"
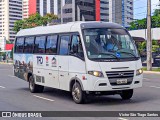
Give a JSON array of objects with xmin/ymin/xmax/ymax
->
[
  {"xmin": 6, "ymin": 40, "xmax": 13, "ymax": 44},
  {"xmin": 129, "ymin": 9, "xmax": 160, "ymax": 30},
  {"xmin": 13, "ymin": 13, "xmax": 58, "ymax": 33},
  {"xmin": 129, "ymin": 18, "xmax": 147, "ymax": 30},
  {"xmin": 137, "ymin": 40, "xmax": 160, "ymax": 55},
  {"xmin": 13, "ymin": 20, "xmax": 24, "ymax": 33},
  {"xmin": 153, "ymin": 9, "xmax": 160, "ymax": 16},
  {"xmin": 152, "ymin": 40, "xmax": 159, "ymax": 52},
  {"xmin": 151, "ymin": 16, "xmax": 160, "ymax": 28},
  {"xmin": 43, "ymin": 13, "xmax": 58, "ymax": 25},
  {"xmin": 137, "ymin": 41, "xmax": 146, "ymax": 54}
]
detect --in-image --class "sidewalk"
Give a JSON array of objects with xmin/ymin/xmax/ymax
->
[
  {"xmin": 143, "ymin": 71, "xmax": 160, "ymax": 74},
  {"xmin": 0, "ymin": 61, "xmax": 13, "ymax": 65}
]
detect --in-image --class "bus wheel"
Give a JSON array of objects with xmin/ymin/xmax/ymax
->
[
  {"xmin": 120, "ymin": 89, "xmax": 133, "ymax": 100},
  {"xmin": 29, "ymin": 76, "xmax": 44, "ymax": 93},
  {"xmin": 72, "ymin": 82, "xmax": 86, "ymax": 104}
]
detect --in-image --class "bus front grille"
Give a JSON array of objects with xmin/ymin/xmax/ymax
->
[{"xmin": 106, "ymin": 70, "xmax": 134, "ymax": 86}]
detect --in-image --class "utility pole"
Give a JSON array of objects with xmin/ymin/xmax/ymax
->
[
  {"xmin": 61, "ymin": 0, "xmax": 63, "ymax": 24},
  {"xmin": 147, "ymin": 0, "xmax": 152, "ymax": 71}
]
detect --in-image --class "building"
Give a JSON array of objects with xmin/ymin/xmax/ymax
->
[
  {"xmin": 109, "ymin": 0, "xmax": 133, "ymax": 27},
  {"xmin": 22, "ymin": 0, "xmax": 62, "ymax": 19},
  {"xmin": 22, "ymin": 0, "xmax": 96, "ymax": 23},
  {"xmin": 96, "ymin": 0, "xmax": 133, "ymax": 27},
  {"xmin": 62, "ymin": 0, "xmax": 133, "ymax": 27},
  {"xmin": 0, "ymin": 0, "xmax": 22, "ymax": 41},
  {"xmin": 99, "ymin": 0, "xmax": 109, "ymax": 22},
  {"xmin": 62, "ymin": 0, "xmax": 96, "ymax": 23},
  {"xmin": 23, "ymin": 0, "xmax": 29, "ymax": 19},
  {"xmin": 0, "ymin": 36, "xmax": 13, "ymax": 56},
  {"xmin": 93, "ymin": 0, "xmax": 134, "ymax": 27},
  {"xmin": 0, "ymin": 37, "xmax": 6, "ymax": 52},
  {"xmin": 22, "ymin": 0, "xmax": 133, "ymax": 27}
]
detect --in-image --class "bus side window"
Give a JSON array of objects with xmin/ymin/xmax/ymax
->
[
  {"xmin": 24, "ymin": 37, "xmax": 34, "ymax": 53},
  {"xmin": 34, "ymin": 36, "xmax": 46, "ymax": 54},
  {"xmin": 15, "ymin": 37, "xmax": 24, "ymax": 53},
  {"xmin": 59, "ymin": 35, "xmax": 70, "ymax": 55},
  {"xmin": 46, "ymin": 35, "xmax": 58, "ymax": 54},
  {"xmin": 70, "ymin": 35, "xmax": 84, "ymax": 58}
]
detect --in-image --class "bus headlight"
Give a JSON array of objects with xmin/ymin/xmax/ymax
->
[
  {"xmin": 136, "ymin": 69, "xmax": 143, "ymax": 76},
  {"xmin": 88, "ymin": 71, "xmax": 104, "ymax": 77}
]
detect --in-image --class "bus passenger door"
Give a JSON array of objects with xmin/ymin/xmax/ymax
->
[
  {"xmin": 44, "ymin": 35, "xmax": 59, "ymax": 89},
  {"xmin": 58, "ymin": 35, "xmax": 70, "ymax": 90}
]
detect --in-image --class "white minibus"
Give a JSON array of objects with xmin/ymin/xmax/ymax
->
[{"xmin": 13, "ymin": 21, "xmax": 143, "ymax": 104}]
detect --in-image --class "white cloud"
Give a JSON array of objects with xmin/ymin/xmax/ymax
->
[{"xmin": 152, "ymin": 0, "xmax": 159, "ymax": 11}]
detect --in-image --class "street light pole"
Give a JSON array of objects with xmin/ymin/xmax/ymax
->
[{"xmin": 147, "ymin": 0, "xmax": 152, "ymax": 71}]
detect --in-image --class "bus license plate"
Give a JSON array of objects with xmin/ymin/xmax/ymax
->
[{"xmin": 117, "ymin": 79, "xmax": 128, "ymax": 84}]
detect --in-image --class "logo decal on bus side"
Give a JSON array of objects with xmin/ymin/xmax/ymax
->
[
  {"xmin": 51, "ymin": 57, "xmax": 57, "ymax": 67},
  {"xmin": 37, "ymin": 56, "xmax": 43, "ymax": 65},
  {"xmin": 46, "ymin": 56, "xmax": 49, "ymax": 66}
]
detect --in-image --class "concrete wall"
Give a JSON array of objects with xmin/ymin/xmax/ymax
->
[{"xmin": 129, "ymin": 28, "xmax": 160, "ymax": 40}]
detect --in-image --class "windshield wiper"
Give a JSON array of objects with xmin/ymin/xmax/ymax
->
[
  {"xmin": 117, "ymin": 51, "xmax": 137, "ymax": 58},
  {"xmin": 99, "ymin": 52, "xmax": 119, "ymax": 59}
]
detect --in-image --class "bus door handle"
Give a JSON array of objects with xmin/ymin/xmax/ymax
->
[{"xmin": 49, "ymin": 73, "xmax": 52, "ymax": 75}]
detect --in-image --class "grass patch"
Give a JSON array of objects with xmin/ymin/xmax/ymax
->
[{"xmin": 143, "ymin": 67, "xmax": 160, "ymax": 72}]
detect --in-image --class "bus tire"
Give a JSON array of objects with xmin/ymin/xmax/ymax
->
[
  {"xmin": 120, "ymin": 89, "xmax": 133, "ymax": 100},
  {"xmin": 29, "ymin": 75, "xmax": 44, "ymax": 93},
  {"xmin": 71, "ymin": 82, "xmax": 86, "ymax": 104}
]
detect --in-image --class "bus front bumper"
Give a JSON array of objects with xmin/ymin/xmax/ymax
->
[{"xmin": 84, "ymin": 74, "xmax": 143, "ymax": 92}]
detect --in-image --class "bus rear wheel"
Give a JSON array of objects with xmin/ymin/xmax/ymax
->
[
  {"xmin": 29, "ymin": 75, "xmax": 44, "ymax": 93},
  {"xmin": 71, "ymin": 82, "xmax": 86, "ymax": 104},
  {"xmin": 120, "ymin": 89, "xmax": 133, "ymax": 100}
]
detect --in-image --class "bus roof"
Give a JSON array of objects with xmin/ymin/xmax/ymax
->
[{"xmin": 16, "ymin": 21, "xmax": 124, "ymax": 37}]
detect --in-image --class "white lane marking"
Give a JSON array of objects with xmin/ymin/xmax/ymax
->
[
  {"xmin": 118, "ymin": 118, "xmax": 128, "ymax": 120},
  {"xmin": 143, "ymin": 78, "xmax": 150, "ymax": 80},
  {"xmin": 0, "ymin": 86, "xmax": 5, "ymax": 89},
  {"xmin": 33, "ymin": 95, "xmax": 55, "ymax": 102},
  {"xmin": 149, "ymin": 86, "xmax": 160, "ymax": 89},
  {"xmin": 8, "ymin": 75, "xmax": 15, "ymax": 78}
]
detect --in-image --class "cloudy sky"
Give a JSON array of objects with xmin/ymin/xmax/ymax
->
[{"xmin": 134, "ymin": 0, "xmax": 159, "ymax": 19}]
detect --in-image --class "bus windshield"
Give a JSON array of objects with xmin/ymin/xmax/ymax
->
[{"xmin": 83, "ymin": 28, "xmax": 139, "ymax": 60}]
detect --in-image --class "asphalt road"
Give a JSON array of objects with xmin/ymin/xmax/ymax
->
[{"xmin": 0, "ymin": 64, "xmax": 160, "ymax": 120}]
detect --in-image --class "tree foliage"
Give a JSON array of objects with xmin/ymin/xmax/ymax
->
[
  {"xmin": 6, "ymin": 40, "xmax": 12, "ymax": 44},
  {"xmin": 13, "ymin": 13, "xmax": 58, "ymax": 33},
  {"xmin": 138, "ymin": 40, "xmax": 160, "ymax": 55},
  {"xmin": 153, "ymin": 9, "xmax": 160, "ymax": 16},
  {"xmin": 129, "ymin": 9, "xmax": 160, "ymax": 30}
]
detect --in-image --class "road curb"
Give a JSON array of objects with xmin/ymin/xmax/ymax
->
[
  {"xmin": 0, "ymin": 62, "xmax": 13, "ymax": 65},
  {"xmin": 143, "ymin": 71, "xmax": 160, "ymax": 74}
]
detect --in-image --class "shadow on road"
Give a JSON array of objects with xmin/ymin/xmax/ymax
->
[{"xmin": 16, "ymin": 87, "xmax": 157, "ymax": 106}]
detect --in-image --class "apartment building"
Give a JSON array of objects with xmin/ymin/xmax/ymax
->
[
  {"xmin": 109, "ymin": 0, "xmax": 133, "ymax": 27},
  {"xmin": 22, "ymin": 0, "xmax": 133, "ymax": 27},
  {"xmin": 23, "ymin": 0, "xmax": 29, "ymax": 19},
  {"xmin": 62, "ymin": 0, "xmax": 96, "ymax": 23},
  {"xmin": 100, "ymin": 0, "xmax": 109, "ymax": 22},
  {"xmin": 62, "ymin": 0, "xmax": 133, "ymax": 27},
  {"xmin": 22, "ymin": 0, "xmax": 62, "ymax": 18},
  {"xmin": 0, "ymin": 0, "xmax": 22, "ymax": 42}
]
